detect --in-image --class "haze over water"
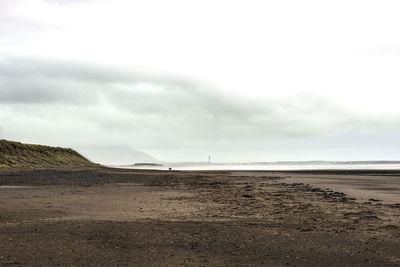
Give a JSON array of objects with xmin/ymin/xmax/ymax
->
[{"xmin": 121, "ymin": 163, "xmax": 400, "ymax": 171}]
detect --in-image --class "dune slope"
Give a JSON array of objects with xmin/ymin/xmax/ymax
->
[{"xmin": 0, "ymin": 139, "xmax": 95, "ymax": 169}]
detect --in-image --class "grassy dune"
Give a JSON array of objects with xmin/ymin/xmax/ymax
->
[{"xmin": 0, "ymin": 140, "xmax": 95, "ymax": 169}]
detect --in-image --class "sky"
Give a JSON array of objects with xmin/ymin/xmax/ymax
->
[{"xmin": 1, "ymin": 0, "xmax": 400, "ymax": 162}]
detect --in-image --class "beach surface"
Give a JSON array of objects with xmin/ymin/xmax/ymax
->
[{"xmin": 0, "ymin": 168, "xmax": 399, "ymax": 266}]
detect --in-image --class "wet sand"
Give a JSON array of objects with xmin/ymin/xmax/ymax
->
[
  {"xmin": 0, "ymin": 168, "xmax": 399, "ymax": 266},
  {"xmin": 281, "ymin": 170, "xmax": 400, "ymax": 204}
]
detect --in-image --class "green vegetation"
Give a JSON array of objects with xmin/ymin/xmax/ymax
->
[{"xmin": 0, "ymin": 139, "xmax": 96, "ymax": 169}]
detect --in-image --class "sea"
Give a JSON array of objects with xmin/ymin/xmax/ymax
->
[{"xmin": 117, "ymin": 162, "xmax": 400, "ymax": 171}]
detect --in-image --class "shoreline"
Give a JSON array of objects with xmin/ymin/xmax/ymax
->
[{"xmin": 1, "ymin": 167, "xmax": 399, "ymax": 204}]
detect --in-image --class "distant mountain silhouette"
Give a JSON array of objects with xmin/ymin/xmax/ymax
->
[{"xmin": 75, "ymin": 145, "xmax": 158, "ymax": 165}]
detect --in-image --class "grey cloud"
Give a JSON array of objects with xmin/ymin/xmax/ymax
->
[
  {"xmin": 1, "ymin": 57, "xmax": 207, "ymax": 87},
  {"xmin": 1, "ymin": 56, "xmax": 398, "ymax": 150},
  {"xmin": 0, "ymin": 77, "xmax": 96, "ymax": 104},
  {"xmin": 1, "ymin": 57, "xmax": 264, "ymax": 119}
]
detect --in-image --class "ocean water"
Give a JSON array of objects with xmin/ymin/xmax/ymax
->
[
  {"xmin": 119, "ymin": 163, "xmax": 400, "ymax": 171},
  {"xmin": 0, "ymin": 185, "xmax": 29, "ymax": 189}
]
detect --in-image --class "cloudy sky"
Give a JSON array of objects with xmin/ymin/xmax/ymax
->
[{"xmin": 1, "ymin": 0, "xmax": 400, "ymax": 162}]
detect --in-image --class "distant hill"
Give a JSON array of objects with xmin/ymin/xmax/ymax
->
[
  {"xmin": 0, "ymin": 140, "xmax": 95, "ymax": 169},
  {"xmin": 75, "ymin": 145, "xmax": 158, "ymax": 165}
]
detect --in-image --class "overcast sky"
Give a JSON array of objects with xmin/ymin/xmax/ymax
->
[{"xmin": 1, "ymin": 0, "xmax": 400, "ymax": 162}]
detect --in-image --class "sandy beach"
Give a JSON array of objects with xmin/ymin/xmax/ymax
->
[{"xmin": 0, "ymin": 168, "xmax": 399, "ymax": 266}]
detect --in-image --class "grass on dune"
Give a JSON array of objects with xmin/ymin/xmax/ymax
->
[{"xmin": 0, "ymin": 139, "xmax": 96, "ymax": 169}]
